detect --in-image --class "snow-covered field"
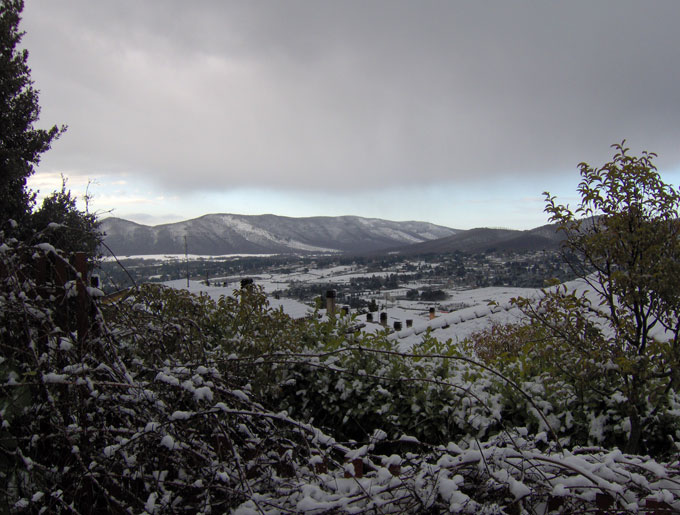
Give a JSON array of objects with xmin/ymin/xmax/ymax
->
[
  {"xmin": 163, "ymin": 277, "xmax": 315, "ymax": 320},
  {"xmin": 383, "ymin": 286, "xmax": 539, "ymax": 350},
  {"xmin": 103, "ymin": 253, "xmax": 277, "ymax": 261},
  {"xmin": 164, "ymin": 265, "xmax": 541, "ymax": 351},
  {"xmin": 165, "ymin": 259, "xmax": 680, "ymax": 353}
]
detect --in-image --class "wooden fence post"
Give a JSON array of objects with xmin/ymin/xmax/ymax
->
[
  {"xmin": 53, "ymin": 254, "xmax": 69, "ymax": 331},
  {"xmin": 72, "ymin": 252, "xmax": 89, "ymax": 347}
]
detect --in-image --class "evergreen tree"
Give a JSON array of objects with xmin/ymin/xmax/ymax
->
[
  {"xmin": 30, "ymin": 177, "xmax": 102, "ymax": 258},
  {"xmin": 0, "ymin": 0, "xmax": 65, "ymax": 225}
]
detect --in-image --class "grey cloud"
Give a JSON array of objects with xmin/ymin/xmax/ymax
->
[{"xmin": 21, "ymin": 1, "xmax": 680, "ymax": 193}]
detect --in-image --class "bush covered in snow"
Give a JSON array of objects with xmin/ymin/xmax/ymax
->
[
  {"xmin": 540, "ymin": 142, "xmax": 680, "ymax": 455},
  {"xmin": 2, "ymin": 238, "xmax": 680, "ymax": 513},
  {"xmin": 467, "ymin": 314, "xmax": 680, "ymax": 458}
]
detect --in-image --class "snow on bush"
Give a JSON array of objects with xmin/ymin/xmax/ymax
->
[{"xmin": 1, "ymin": 237, "xmax": 679, "ymax": 513}]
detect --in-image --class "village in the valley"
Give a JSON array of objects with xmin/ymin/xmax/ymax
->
[{"xmin": 99, "ymin": 248, "xmax": 575, "ymax": 348}]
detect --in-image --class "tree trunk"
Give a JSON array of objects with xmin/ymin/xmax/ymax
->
[{"xmin": 625, "ymin": 404, "xmax": 642, "ymax": 454}]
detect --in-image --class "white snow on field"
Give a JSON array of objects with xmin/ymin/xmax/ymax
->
[
  {"xmin": 382, "ymin": 277, "xmax": 680, "ymax": 351},
  {"xmin": 163, "ymin": 270, "xmax": 540, "ymax": 350},
  {"xmin": 163, "ymin": 278, "xmax": 314, "ymax": 319},
  {"xmin": 164, "ymin": 265, "xmax": 677, "ymax": 354},
  {"xmin": 559, "ymin": 277, "xmax": 676, "ymax": 343},
  {"xmin": 102, "ymin": 253, "xmax": 276, "ymax": 262},
  {"xmin": 314, "ymin": 270, "xmax": 406, "ymax": 284},
  {"xmin": 354, "ymin": 286, "xmax": 540, "ymax": 351},
  {"xmin": 268, "ymin": 297, "xmax": 315, "ymax": 319}
]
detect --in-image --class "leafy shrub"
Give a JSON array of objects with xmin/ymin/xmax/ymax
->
[
  {"xmin": 3, "ymin": 236, "xmax": 680, "ymax": 512},
  {"xmin": 543, "ymin": 142, "xmax": 680, "ymax": 453},
  {"xmin": 0, "ymin": 239, "xmax": 353, "ymax": 512},
  {"xmin": 464, "ymin": 298, "xmax": 680, "ymax": 456}
]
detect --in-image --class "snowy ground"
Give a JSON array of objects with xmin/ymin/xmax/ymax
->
[
  {"xmin": 163, "ymin": 265, "xmax": 541, "ymax": 351},
  {"xmin": 103, "ymin": 253, "xmax": 278, "ymax": 262},
  {"xmin": 382, "ymin": 286, "xmax": 539, "ymax": 350}
]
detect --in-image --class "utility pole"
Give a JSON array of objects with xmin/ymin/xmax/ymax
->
[{"xmin": 184, "ymin": 235, "xmax": 189, "ymax": 288}]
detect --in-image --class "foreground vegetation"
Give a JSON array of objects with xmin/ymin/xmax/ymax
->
[
  {"xmin": 4, "ymin": 142, "xmax": 680, "ymax": 512},
  {"xmin": 2, "ymin": 235, "xmax": 680, "ymax": 513},
  {"xmin": 2, "ymin": 0, "xmax": 680, "ymax": 510}
]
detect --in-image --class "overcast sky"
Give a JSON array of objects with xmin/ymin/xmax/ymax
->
[{"xmin": 21, "ymin": 1, "xmax": 680, "ymax": 229}]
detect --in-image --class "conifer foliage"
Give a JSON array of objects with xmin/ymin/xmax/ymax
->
[
  {"xmin": 30, "ymin": 178, "xmax": 102, "ymax": 258},
  {"xmin": 0, "ymin": 0, "xmax": 64, "ymax": 225}
]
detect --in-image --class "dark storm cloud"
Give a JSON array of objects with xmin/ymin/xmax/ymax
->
[{"xmin": 21, "ymin": 1, "xmax": 680, "ymax": 192}]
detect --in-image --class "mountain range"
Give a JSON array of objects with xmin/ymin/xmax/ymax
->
[
  {"xmin": 100, "ymin": 214, "xmax": 563, "ymax": 257},
  {"xmin": 390, "ymin": 224, "xmax": 564, "ymax": 255},
  {"xmin": 100, "ymin": 214, "xmax": 458, "ymax": 256}
]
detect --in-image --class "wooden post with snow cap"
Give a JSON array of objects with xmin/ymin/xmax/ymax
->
[
  {"xmin": 72, "ymin": 252, "xmax": 90, "ymax": 347},
  {"xmin": 51, "ymin": 254, "xmax": 68, "ymax": 331},
  {"xmin": 325, "ymin": 290, "xmax": 336, "ymax": 315}
]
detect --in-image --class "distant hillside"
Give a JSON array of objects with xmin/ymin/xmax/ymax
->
[
  {"xmin": 100, "ymin": 214, "xmax": 459, "ymax": 256},
  {"xmin": 393, "ymin": 223, "xmax": 564, "ymax": 255}
]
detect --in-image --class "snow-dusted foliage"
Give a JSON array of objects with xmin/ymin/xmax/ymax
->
[
  {"xmin": 2, "ymin": 238, "xmax": 680, "ymax": 513},
  {"xmin": 464, "ymin": 313, "xmax": 680, "ymax": 457}
]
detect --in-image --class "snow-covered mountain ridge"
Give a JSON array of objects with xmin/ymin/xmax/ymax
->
[{"xmin": 100, "ymin": 213, "xmax": 458, "ymax": 256}]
